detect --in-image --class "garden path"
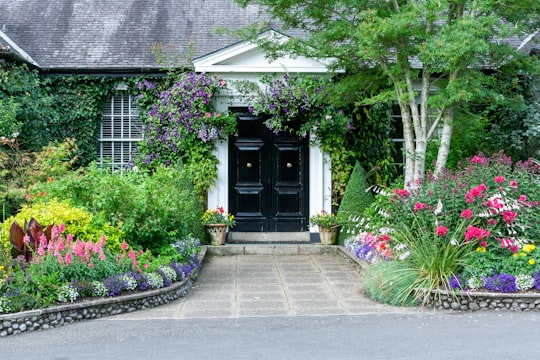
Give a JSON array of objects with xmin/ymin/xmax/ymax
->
[{"xmin": 111, "ymin": 251, "xmax": 422, "ymax": 319}]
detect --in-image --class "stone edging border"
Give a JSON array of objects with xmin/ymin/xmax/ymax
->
[
  {"xmin": 426, "ymin": 288, "xmax": 540, "ymax": 311},
  {"xmin": 0, "ymin": 247, "xmax": 207, "ymax": 337}
]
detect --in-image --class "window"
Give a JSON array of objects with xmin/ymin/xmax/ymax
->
[{"xmin": 99, "ymin": 93, "xmax": 143, "ymax": 171}]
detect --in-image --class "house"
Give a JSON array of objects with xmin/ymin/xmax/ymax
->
[
  {"xmin": 0, "ymin": 0, "xmax": 333, "ymax": 239},
  {"xmin": 1, "ymin": 2, "xmax": 539, "ymax": 239}
]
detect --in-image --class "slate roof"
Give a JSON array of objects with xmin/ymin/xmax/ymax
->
[
  {"xmin": 0, "ymin": 1, "xmax": 537, "ymax": 74},
  {"xmin": 0, "ymin": 0, "xmax": 290, "ymax": 73}
]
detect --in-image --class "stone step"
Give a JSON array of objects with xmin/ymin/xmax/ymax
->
[
  {"xmin": 206, "ymin": 244, "xmax": 338, "ymax": 256},
  {"xmin": 227, "ymin": 231, "xmax": 311, "ymax": 243}
]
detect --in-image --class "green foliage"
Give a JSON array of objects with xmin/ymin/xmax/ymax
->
[
  {"xmin": 2, "ymin": 268, "xmax": 61, "ymax": 312},
  {"xmin": 362, "ymin": 261, "xmax": 418, "ymax": 307},
  {"xmin": 33, "ymin": 164, "xmax": 205, "ymax": 254},
  {"xmin": 234, "ymin": 0, "xmax": 540, "ymax": 183},
  {"xmin": 0, "ymin": 199, "xmax": 124, "ymax": 253},
  {"xmin": 127, "ymin": 166, "xmax": 205, "ymax": 253},
  {"xmin": 0, "ymin": 97, "xmax": 20, "ymax": 138},
  {"xmin": 337, "ymin": 162, "xmax": 374, "ymax": 244}
]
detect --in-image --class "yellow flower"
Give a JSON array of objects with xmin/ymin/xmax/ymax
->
[
  {"xmin": 0, "ymin": 265, "xmax": 3, "ymax": 271},
  {"xmin": 523, "ymin": 244, "xmax": 536, "ymax": 253},
  {"xmin": 529, "ymin": 259, "xmax": 535, "ymax": 265},
  {"xmin": 513, "ymin": 253, "xmax": 518, "ymax": 258},
  {"xmin": 476, "ymin": 246, "xmax": 486, "ymax": 253},
  {"xmin": 520, "ymin": 252, "xmax": 527, "ymax": 257}
]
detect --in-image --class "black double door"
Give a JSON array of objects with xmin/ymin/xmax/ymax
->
[{"xmin": 229, "ymin": 110, "xmax": 309, "ymax": 232}]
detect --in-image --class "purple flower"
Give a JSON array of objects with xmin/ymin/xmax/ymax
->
[{"xmin": 484, "ymin": 273, "xmax": 517, "ymax": 293}]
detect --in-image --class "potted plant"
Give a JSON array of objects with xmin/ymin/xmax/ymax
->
[
  {"xmin": 201, "ymin": 207, "xmax": 236, "ymax": 245},
  {"xmin": 310, "ymin": 210, "xmax": 340, "ymax": 245}
]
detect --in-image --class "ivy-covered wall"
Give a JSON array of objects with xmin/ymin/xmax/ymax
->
[{"xmin": 0, "ymin": 63, "xmax": 164, "ymax": 166}]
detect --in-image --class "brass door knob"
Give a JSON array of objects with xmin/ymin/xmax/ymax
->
[
  {"xmin": 246, "ymin": 162, "xmax": 253, "ymax": 168},
  {"xmin": 286, "ymin": 162, "xmax": 293, "ymax": 168}
]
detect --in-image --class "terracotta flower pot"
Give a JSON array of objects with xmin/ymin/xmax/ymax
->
[
  {"xmin": 206, "ymin": 224, "xmax": 228, "ymax": 245},
  {"xmin": 318, "ymin": 225, "xmax": 339, "ymax": 245}
]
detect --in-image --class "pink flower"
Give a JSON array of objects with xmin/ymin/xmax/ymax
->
[
  {"xmin": 393, "ymin": 188, "xmax": 410, "ymax": 197},
  {"xmin": 99, "ymin": 236, "xmax": 106, "ymax": 247},
  {"xmin": 465, "ymin": 226, "xmax": 491, "ymax": 242},
  {"xmin": 487, "ymin": 218, "xmax": 498, "ymax": 226},
  {"xmin": 121, "ymin": 242, "xmax": 129, "ymax": 251},
  {"xmin": 414, "ymin": 202, "xmax": 427, "ymax": 212},
  {"xmin": 144, "ymin": 263, "xmax": 149, "ymax": 269},
  {"xmin": 57, "ymin": 237, "xmax": 65, "ymax": 252},
  {"xmin": 479, "ymin": 241, "xmax": 487, "ymax": 248},
  {"xmin": 502, "ymin": 211, "xmax": 517, "ymax": 223},
  {"xmin": 436, "ymin": 226, "xmax": 448, "ymax": 237},
  {"xmin": 65, "ymin": 252, "xmax": 72, "ymax": 266},
  {"xmin": 509, "ymin": 180, "xmax": 518, "ymax": 188},
  {"xmin": 518, "ymin": 195, "xmax": 527, "ymax": 202},
  {"xmin": 460, "ymin": 209, "xmax": 473, "ymax": 219},
  {"xmin": 486, "ymin": 197, "xmax": 504, "ymax": 210},
  {"xmin": 39, "ymin": 234, "xmax": 48, "ymax": 248},
  {"xmin": 57, "ymin": 255, "xmax": 64, "ymax": 265},
  {"xmin": 471, "ymin": 155, "xmax": 486, "ymax": 164},
  {"xmin": 23, "ymin": 235, "xmax": 30, "ymax": 244},
  {"xmin": 494, "ymin": 176, "xmax": 505, "ymax": 183},
  {"xmin": 66, "ymin": 234, "xmax": 74, "ymax": 245},
  {"xmin": 465, "ymin": 184, "xmax": 487, "ymax": 203},
  {"xmin": 88, "ymin": 262, "xmax": 94, "ymax": 268},
  {"xmin": 37, "ymin": 247, "xmax": 45, "ymax": 256}
]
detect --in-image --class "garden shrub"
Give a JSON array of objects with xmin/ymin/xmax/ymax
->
[
  {"xmin": 337, "ymin": 162, "xmax": 374, "ymax": 244},
  {"xmin": 1, "ymin": 138, "xmax": 78, "ymax": 219},
  {"xmin": 124, "ymin": 166, "xmax": 205, "ymax": 253},
  {"xmin": 33, "ymin": 164, "xmax": 205, "ymax": 254},
  {"xmin": 0, "ymin": 199, "xmax": 124, "ymax": 253}
]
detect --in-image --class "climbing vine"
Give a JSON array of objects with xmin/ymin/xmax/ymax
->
[{"xmin": 136, "ymin": 72, "xmax": 237, "ymax": 204}]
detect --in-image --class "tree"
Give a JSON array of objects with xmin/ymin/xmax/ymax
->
[{"xmin": 235, "ymin": 0, "xmax": 540, "ymax": 186}]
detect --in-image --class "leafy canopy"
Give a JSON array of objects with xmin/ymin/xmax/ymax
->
[{"xmin": 235, "ymin": 0, "xmax": 540, "ymax": 184}]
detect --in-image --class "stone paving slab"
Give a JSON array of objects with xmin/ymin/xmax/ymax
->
[{"xmin": 111, "ymin": 250, "xmax": 421, "ymax": 320}]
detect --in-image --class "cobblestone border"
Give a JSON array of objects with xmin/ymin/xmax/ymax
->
[
  {"xmin": 0, "ymin": 248, "xmax": 207, "ymax": 337},
  {"xmin": 427, "ymin": 289, "xmax": 540, "ymax": 311}
]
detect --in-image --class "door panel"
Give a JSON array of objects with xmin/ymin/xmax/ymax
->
[{"xmin": 229, "ymin": 109, "xmax": 308, "ymax": 232}]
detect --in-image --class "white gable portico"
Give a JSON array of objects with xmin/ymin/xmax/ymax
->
[{"xmin": 193, "ymin": 31, "xmax": 332, "ymax": 237}]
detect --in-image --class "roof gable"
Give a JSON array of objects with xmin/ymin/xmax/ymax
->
[{"xmin": 193, "ymin": 30, "xmax": 332, "ymax": 73}]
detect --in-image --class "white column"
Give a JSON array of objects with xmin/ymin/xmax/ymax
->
[{"xmin": 309, "ymin": 139, "xmax": 332, "ymax": 232}]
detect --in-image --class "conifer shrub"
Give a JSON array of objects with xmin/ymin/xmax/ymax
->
[{"xmin": 337, "ymin": 162, "xmax": 374, "ymax": 244}]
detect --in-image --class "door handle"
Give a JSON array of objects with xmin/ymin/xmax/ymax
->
[
  {"xmin": 286, "ymin": 162, "xmax": 293, "ymax": 168},
  {"xmin": 246, "ymin": 162, "xmax": 253, "ymax": 168}
]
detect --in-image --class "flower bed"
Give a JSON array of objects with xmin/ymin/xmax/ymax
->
[{"xmin": 0, "ymin": 247, "xmax": 206, "ymax": 337}]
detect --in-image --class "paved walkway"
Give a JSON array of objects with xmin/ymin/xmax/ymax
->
[{"xmin": 113, "ymin": 252, "xmax": 420, "ymax": 320}]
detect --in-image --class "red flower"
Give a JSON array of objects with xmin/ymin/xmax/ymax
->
[
  {"xmin": 494, "ymin": 176, "xmax": 505, "ymax": 183},
  {"xmin": 502, "ymin": 211, "xmax": 517, "ymax": 224},
  {"xmin": 414, "ymin": 202, "xmax": 427, "ymax": 212},
  {"xmin": 471, "ymin": 155, "xmax": 487, "ymax": 164},
  {"xmin": 465, "ymin": 226, "xmax": 491, "ymax": 242},
  {"xmin": 393, "ymin": 188, "xmax": 410, "ymax": 197},
  {"xmin": 436, "ymin": 226, "xmax": 448, "ymax": 237},
  {"xmin": 460, "ymin": 209, "xmax": 473, "ymax": 219}
]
